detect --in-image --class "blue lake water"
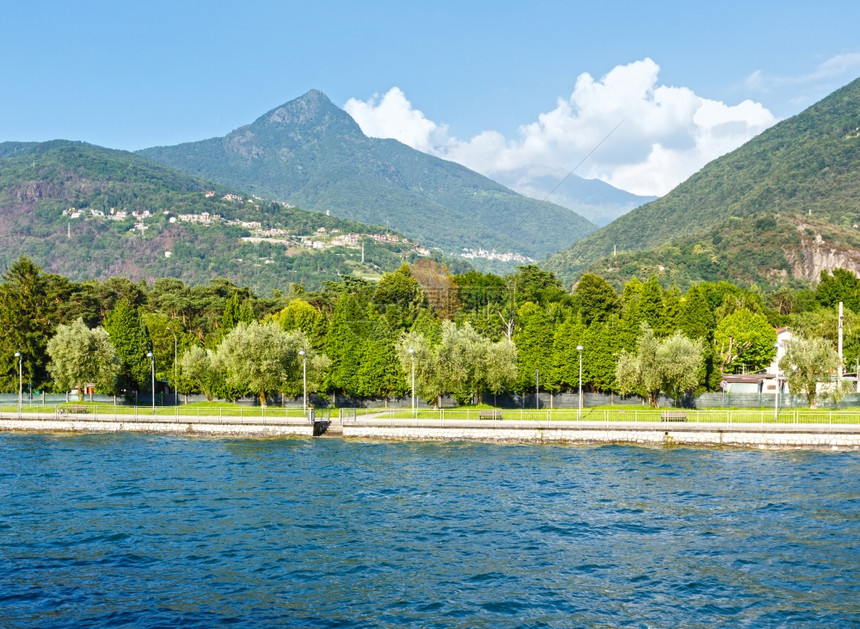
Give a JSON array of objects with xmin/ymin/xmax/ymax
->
[{"xmin": 1, "ymin": 433, "xmax": 859, "ymax": 627}]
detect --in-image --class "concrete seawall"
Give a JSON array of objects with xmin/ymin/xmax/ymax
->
[
  {"xmin": 0, "ymin": 412, "xmax": 314, "ymax": 438},
  {"xmin": 342, "ymin": 419, "xmax": 860, "ymax": 449},
  {"xmin": 4, "ymin": 413, "xmax": 860, "ymax": 449}
]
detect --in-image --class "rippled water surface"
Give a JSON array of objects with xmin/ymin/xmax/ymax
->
[{"xmin": 1, "ymin": 434, "xmax": 859, "ymax": 627}]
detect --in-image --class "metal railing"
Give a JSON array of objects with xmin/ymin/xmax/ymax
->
[
  {"xmin": 339, "ymin": 407, "xmax": 860, "ymax": 425},
  {"xmin": 0, "ymin": 404, "xmax": 313, "ymax": 424}
]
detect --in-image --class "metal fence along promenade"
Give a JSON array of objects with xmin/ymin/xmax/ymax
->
[
  {"xmin": 5, "ymin": 404, "xmax": 860, "ymax": 427},
  {"xmin": 340, "ymin": 407, "xmax": 860, "ymax": 425},
  {"xmin": 0, "ymin": 404, "xmax": 313, "ymax": 425}
]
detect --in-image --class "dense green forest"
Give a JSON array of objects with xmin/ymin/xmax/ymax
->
[
  {"xmin": 2, "ymin": 256, "xmax": 856, "ymax": 407},
  {"xmin": 0, "ymin": 140, "xmax": 468, "ymax": 292},
  {"xmin": 544, "ymin": 76, "xmax": 860, "ymax": 284},
  {"xmin": 580, "ymin": 213, "xmax": 860, "ymax": 291}
]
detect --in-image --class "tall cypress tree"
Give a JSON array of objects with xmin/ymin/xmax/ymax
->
[
  {"xmin": 105, "ymin": 299, "xmax": 152, "ymax": 393},
  {"xmin": 639, "ymin": 276, "xmax": 666, "ymax": 336},
  {"xmin": 551, "ymin": 314, "xmax": 587, "ymax": 391},
  {"xmin": 323, "ymin": 293, "xmax": 369, "ymax": 397},
  {"xmin": 357, "ymin": 316, "xmax": 407, "ymax": 401},
  {"xmin": 662, "ymin": 283, "xmax": 682, "ymax": 337},
  {"xmin": 678, "ymin": 284, "xmax": 716, "ymax": 342},
  {"xmin": 0, "ymin": 257, "xmax": 69, "ymax": 390},
  {"xmin": 513, "ymin": 302, "xmax": 555, "ymax": 393},
  {"xmin": 583, "ymin": 316, "xmax": 624, "ymax": 393}
]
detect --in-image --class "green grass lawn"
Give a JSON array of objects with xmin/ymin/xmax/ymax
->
[{"xmin": 3, "ymin": 402, "xmax": 860, "ymax": 424}]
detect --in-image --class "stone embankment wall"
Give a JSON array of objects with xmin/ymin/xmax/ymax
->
[
  {"xmin": 342, "ymin": 420, "xmax": 860, "ymax": 449},
  {"xmin": 5, "ymin": 413, "xmax": 860, "ymax": 449},
  {"xmin": 0, "ymin": 413, "xmax": 314, "ymax": 438}
]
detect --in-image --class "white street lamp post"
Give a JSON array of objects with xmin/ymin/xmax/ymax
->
[
  {"xmin": 167, "ymin": 327, "xmax": 177, "ymax": 406},
  {"xmin": 773, "ymin": 342, "xmax": 780, "ymax": 423},
  {"xmin": 147, "ymin": 351, "xmax": 155, "ymax": 413},
  {"xmin": 299, "ymin": 349, "xmax": 307, "ymax": 414},
  {"xmin": 576, "ymin": 345, "xmax": 584, "ymax": 419},
  {"xmin": 408, "ymin": 347, "xmax": 415, "ymax": 417},
  {"xmin": 14, "ymin": 351, "xmax": 22, "ymax": 413}
]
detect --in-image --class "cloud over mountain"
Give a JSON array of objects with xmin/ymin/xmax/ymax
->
[{"xmin": 345, "ymin": 59, "xmax": 776, "ymax": 197}]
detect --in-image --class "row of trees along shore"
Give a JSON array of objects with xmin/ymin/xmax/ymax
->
[{"xmin": 1, "ymin": 256, "xmax": 857, "ymax": 408}]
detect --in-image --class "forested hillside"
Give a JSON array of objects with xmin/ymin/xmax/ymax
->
[
  {"xmin": 0, "ymin": 140, "xmax": 466, "ymax": 292},
  {"xmin": 582, "ymin": 213, "xmax": 860, "ymax": 291},
  {"xmin": 544, "ymin": 77, "xmax": 860, "ymax": 285},
  {"xmin": 139, "ymin": 90, "xmax": 598, "ymax": 263}
]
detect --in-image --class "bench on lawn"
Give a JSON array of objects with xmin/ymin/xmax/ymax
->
[
  {"xmin": 478, "ymin": 410, "xmax": 503, "ymax": 420},
  {"xmin": 61, "ymin": 406, "xmax": 89, "ymax": 414},
  {"xmin": 660, "ymin": 411, "xmax": 687, "ymax": 422}
]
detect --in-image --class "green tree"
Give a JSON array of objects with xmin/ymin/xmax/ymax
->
[
  {"xmin": 372, "ymin": 264, "xmax": 427, "ymax": 330},
  {"xmin": 454, "ymin": 270, "xmax": 507, "ymax": 314},
  {"xmin": 356, "ymin": 316, "xmax": 407, "ymax": 401},
  {"xmin": 47, "ymin": 318, "xmax": 119, "ymax": 396},
  {"xmin": 396, "ymin": 329, "xmax": 443, "ymax": 406},
  {"xmin": 513, "ymin": 302, "xmax": 555, "ymax": 393},
  {"xmin": 780, "ymin": 336, "xmax": 840, "ymax": 409},
  {"xmin": 323, "ymin": 292, "xmax": 370, "ymax": 397},
  {"xmin": 551, "ymin": 315, "xmax": 587, "ymax": 391},
  {"xmin": 815, "ymin": 268, "xmax": 860, "ymax": 312},
  {"xmin": 574, "ymin": 273, "xmax": 620, "ymax": 325},
  {"xmin": 269, "ymin": 299, "xmax": 326, "ymax": 349},
  {"xmin": 221, "ymin": 291, "xmax": 256, "ymax": 334},
  {"xmin": 104, "ymin": 298, "xmax": 153, "ymax": 393},
  {"xmin": 396, "ymin": 322, "xmax": 516, "ymax": 406},
  {"xmin": 639, "ymin": 276, "xmax": 667, "ymax": 336},
  {"xmin": 678, "ymin": 284, "xmax": 716, "ymax": 341},
  {"xmin": 616, "ymin": 324, "xmax": 703, "ymax": 407},
  {"xmin": 583, "ymin": 316, "xmax": 625, "ymax": 393},
  {"xmin": 216, "ymin": 321, "xmax": 307, "ymax": 405},
  {"xmin": 507, "ymin": 265, "xmax": 568, "ymax": 308},
  {"xmin": 662, "ymin": 283, "xmax": 681, "ymax": 336},
  {"xmin": 714, "ymin": 308, "xmax": 777, "ymax": 374},
  {"xmin": 178, "ymin": 345, "xmax": 221, "ymax": 401},
  {"xmin": 0, "ymin": 257, "xmax": 71, "ymax": 390}
]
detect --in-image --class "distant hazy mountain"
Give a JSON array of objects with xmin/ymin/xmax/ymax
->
[
  {"xmin": 138, "ymin": 90, "xmax": 597, "ymax": 263},
  {"xmin": 543, "ymin": 76, "xmax": 860, "ymax": 287},
  {"xmin": 492, "ymin": 170, "xmax": 655, "ymax": 226},
  {"xmin": 0, "ymin": 140, "xmax": 464, "ymax": 292}
]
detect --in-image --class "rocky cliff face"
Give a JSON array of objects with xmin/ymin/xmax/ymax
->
[{"xmin": 787, "ymin": 225, "xmax": 860, "ymax": 282}]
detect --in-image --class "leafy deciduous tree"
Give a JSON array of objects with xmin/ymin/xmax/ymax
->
[
  {"xmin": 616, "ymin": 324, "xmax": 703, "ymax": 407},
  {"xmin": 47, "ymin": 318, "xmax": 119, "ymax": 395},
  {"xmin": 780, "ymin": 336, "xmax": 840, "ymax": 409}
]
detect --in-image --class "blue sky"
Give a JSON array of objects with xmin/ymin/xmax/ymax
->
[{"xmin": 1, "ymin": 1, "xmax": 858, "ymax": 196}]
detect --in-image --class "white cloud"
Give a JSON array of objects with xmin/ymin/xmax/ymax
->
[
  {"xmin": 345, "ymin": 59, "xmax": 776, "ymax": 196},
  {"xmin": 747, "ymin": 52, "xmax": 860, "ymax": 90},
  {"xmin": 344, "ymin": 87, "xmax": 446, "ymax": 154}
]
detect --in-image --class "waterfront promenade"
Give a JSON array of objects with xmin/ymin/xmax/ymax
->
[{"xmin": 3, "ymin": 405, "xmax": 860, "ymax": 448}]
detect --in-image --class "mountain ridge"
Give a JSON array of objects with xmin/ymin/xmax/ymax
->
[
  {"xmin": 139, "ymin": 90, "xmax": 599, "ymax": 265},
  {"xmin": 542, "ymin": 76, "xmax": 860, "ymax": 286},
  {"xmin": 0, "ymin": 140, "xmax": 467, "ymax": 291}
]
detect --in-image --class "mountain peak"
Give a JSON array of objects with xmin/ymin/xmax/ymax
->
[{"xmin": 254, "ymin": 89, "xmax": 360, "ymax": 135}]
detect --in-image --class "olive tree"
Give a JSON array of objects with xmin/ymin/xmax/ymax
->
[
  {"xmin": 47, "ymin": 318, "xmax": 120, "ymax": 396},
  {"xmin": 216, "ymin": 321, "xmax": 313, "ymax": 405},
  {"xmin": 616, "ymin": 324, "xmax": 703, "ymax": 407},
  {"xmin": 396, "ymin": 322, "xmax": 517, "ymax": 406},
  {"xmin": 178, "ymin": 345, "xmax": 221, "ymax": 401},
  {"xmin": 779, "ymin": 336, "xmax": 840, "ymax": 409}
]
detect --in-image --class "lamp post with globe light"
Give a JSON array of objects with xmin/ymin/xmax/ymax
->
[
  {"xmin": 577, "ymin": 345, "xmax": 584, "ymax": 419},
  {"xmin": 14, "ymin": 351, "xmax": 22, "ymax": 413},
  {"xmin": 146, "ymin": 351, "xmax": 155, "ymax": 413},
  {"xmin": 408, "ymin": 348, "xmax": 415, "ymax": 417},
  {"xmin": 299, "ymin": 349, "xmax": 307, "ymax": 414}
]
